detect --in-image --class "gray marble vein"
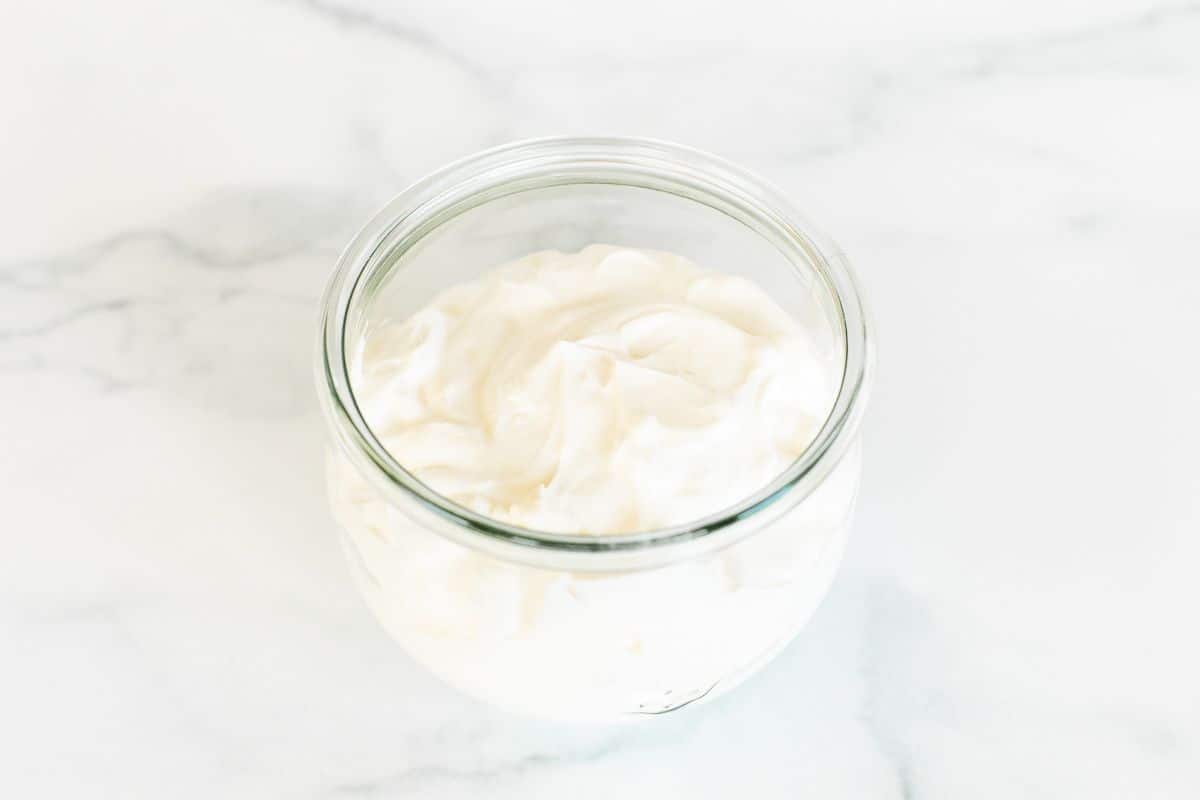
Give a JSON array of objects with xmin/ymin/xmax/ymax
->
[{"xmin": 281, "ymin": 0, "xmax": 503, "ymax": 89}]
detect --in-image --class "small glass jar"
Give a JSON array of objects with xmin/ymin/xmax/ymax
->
[{"xmin": 316, "ymin": 138, "xmax": 873, "ymax": 721}]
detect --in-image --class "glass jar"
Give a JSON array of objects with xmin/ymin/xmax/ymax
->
[{"xmin": 316, "ymin": 138, "xmax": 873, "ymax": 721}]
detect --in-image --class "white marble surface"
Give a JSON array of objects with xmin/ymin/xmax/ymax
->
[{"xmin": 3, "ymin": 1, "xmax": 1199, "ymax": 796}]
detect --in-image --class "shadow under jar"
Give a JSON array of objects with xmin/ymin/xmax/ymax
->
[{"xmin": 316, "ymin": 138, "xmax": 873, "ymax": 721}]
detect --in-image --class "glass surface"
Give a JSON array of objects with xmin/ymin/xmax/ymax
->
[
  {"xmin": 316, "ymin": 138, "xmax": 873, "ymax": 719},
  {"xmin": 363, "ymin": 184, "xmax": 842, "ymax": 366}
]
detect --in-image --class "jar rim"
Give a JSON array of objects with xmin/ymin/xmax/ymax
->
[{"xmin": 316, "ymin": 136, "xmax": 873, "ymax": 569}]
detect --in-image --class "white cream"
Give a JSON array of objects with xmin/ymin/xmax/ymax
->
[
  {"xmin": 352, "ymin": 245, "xmax": 835, "ymax": 534},
  {"xmin": 328, "ymin": 245, "xmax": 860, "ymax": 719}
]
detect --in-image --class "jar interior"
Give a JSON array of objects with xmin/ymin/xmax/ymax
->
[{"xmin": 348, "ymin": 182, "xmax": 847, "ymax": 388}]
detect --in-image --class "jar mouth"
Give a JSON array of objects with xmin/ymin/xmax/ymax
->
[{"xmin": 317, "ymin": 136, "xmax": 873, "ymax": 567}]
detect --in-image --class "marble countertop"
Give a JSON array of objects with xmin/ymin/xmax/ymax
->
[{"xmin": 4, "ymin": 1, "xmax": 1198, "ymax": 797}]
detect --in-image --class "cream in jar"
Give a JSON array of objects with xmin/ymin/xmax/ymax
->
[{"xmin": 328, "ymin": 244, "xmax": 858, "ymax": 718}]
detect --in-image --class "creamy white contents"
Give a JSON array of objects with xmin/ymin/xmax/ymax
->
[
  {"xmin": 329, "ymin": 245, "xmax": 859, "ymax": 719},
  {"xmin": 353, "ymin": 244, "xmax": 834, "ymax": 534}
]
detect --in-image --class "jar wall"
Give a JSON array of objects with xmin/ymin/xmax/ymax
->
[
  {"xmin": 317, "ymin": 138, "xmax": 873, "ymax": 720},
  {"xmin": 327, "ymin": 441, "xmax": 861, "ymax": 721},
  {"xmin": 352, "ymin": 183, "xmax": 846, "ymax": 383}
]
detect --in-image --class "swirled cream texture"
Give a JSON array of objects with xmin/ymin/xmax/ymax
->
[{"xmin": 352, "ymin": 245, "xmax": 835, "ymax": 534}]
